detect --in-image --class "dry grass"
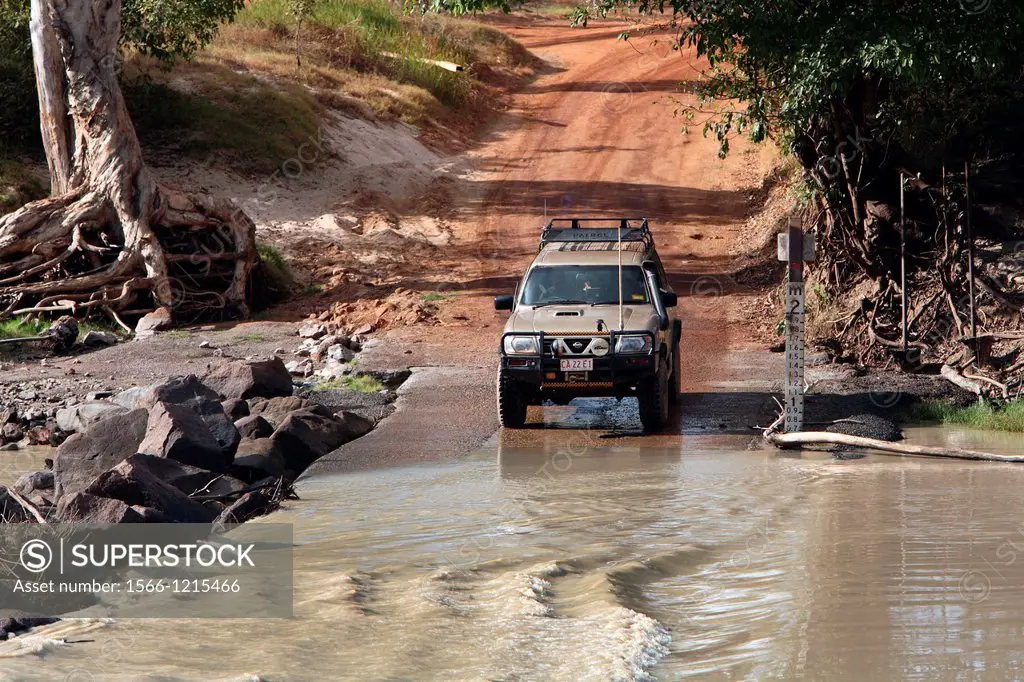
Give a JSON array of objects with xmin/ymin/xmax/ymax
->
[
  {"xmin": 0, "ymin": 157, "xmax": 45, "ymax": 216},
  {"xmin": 118, "ymin": 0, "xmax": 536, "ymax": 174}
]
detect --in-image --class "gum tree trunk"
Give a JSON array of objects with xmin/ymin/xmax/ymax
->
[{"xmin": 0, "ymin": 0, "xmax": 256, "ymax": 324}]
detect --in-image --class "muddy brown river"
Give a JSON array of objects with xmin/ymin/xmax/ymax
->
[{"xmin": 3, "ymin": 425, "xmax": 1024, "ymax": 681}]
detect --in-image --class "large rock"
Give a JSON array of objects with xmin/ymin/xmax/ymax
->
[
  {"xmin": 138, "ymin": 401, "xmax": 231, "ymax": 471},
  {"xmin": 81, "ymin": 330, "xmax": 118, "ymax": 347},
  {"xmin": 13, "ymin": 471, "xmax": 54, "ymax": 497},
  {"xmin": 84, "ymin": 455, "xmax": 217, "ymax": 523},
  {"xmin": 122, "ymin": 376, "xmax": 240, "ymax": 454},
  {"xmin": 129, "ymin": 456, "xmax": 246, "ymax": 498},
  {"xmin": 111, "ymin": 386, "xmax": 149, "ymax": 411},
  {"xmin": 137, "ymin": 375, "xmax": 221, "ymax": 411},
  {"xmin": 204, "ymin": 358, "xmax": 293, "ymax": 400},
  {"xmin": 249, "ymin": 396, "xmax": 308, "ymax": 428},
  {"xmin": 55, "ymin": 402, "xmax": 129, "ymax": 434},
  {"xmin": 215, "ymin": 490, "xmax": 274, "ymax": 526},
  {"xmin": 56, "ymin": 492, "xmax": 144, "ymax": 523},
  {"xmin": 1, "ymin": 423, "xmax": 24, "ymax": 443},
  {"xmin": 54, "ymin": 409, "xmax": 149, "ymax": 500},
  {"xmin": 235, "ymin": 415, "xmax": 274, "ymax": 440},
  {"xmin": 135, "ymin": 306, "xmax": 172, "ymax": 337},
  {"xmin": 270, "ymin": 409, "xmax": 364, "ymax": 471},
  {"xmin": 231, "ymin": 439, "xmax": 287, "ymax": 482},
  {"xmin": 222, "ymin": 398, "xmax": 250, "ymax": 421},
  {"xmin": 0, "ymin": 486, "xmax": 30, "ymax": 523}
]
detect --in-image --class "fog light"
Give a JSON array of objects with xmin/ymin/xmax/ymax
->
[{"xmin": 508, "ymin": 358, "xmax": 533, "ymax": 368}]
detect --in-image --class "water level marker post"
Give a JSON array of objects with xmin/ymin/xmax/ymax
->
[{"xmin": 777, "ymin": 219, "xmax": 815, "ymax": 432}]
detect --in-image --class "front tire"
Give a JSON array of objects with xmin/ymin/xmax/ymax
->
[
  {"xmin": 497, "ymin": 369, "xmax": 528, "ymax": 428},
  {"xmin": 637, "ymin": 360, "xmax": 669, "ymax": 432},
  {"xmin": 669, "ymin": 342, "xmax": 681, "ymax": 404}
]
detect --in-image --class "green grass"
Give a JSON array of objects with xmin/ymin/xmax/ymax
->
[
  {"xmin": 420, "ymin": 291, "xmax": 455, "ymax": 302},
  {"xmin": 907, "ymin": 400, "xmax": 1024, "ymax": 433},
  {"xmin": 257, "ymin": 241, "xmax": 295, "ymax": 287},
  {"xmin": 233, "ymin": 0, "xmax": 481, "ymax": 106},
  {"xmin": 234, "ymin": 332, "xmax": 267, "ymax": 343},
  {"xmin": 313, "ymin": 374, "xmax": 384, "ymax": 393},
  {"xmin": 303, "ymin": 283, "xmax": 325, "ymax": 296},
  {"xmin": 0, "ymin": 317, "xmax": 48, "ymax": 341}
]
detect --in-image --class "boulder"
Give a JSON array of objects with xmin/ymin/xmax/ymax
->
[
  {"xmin": 298, "ymin": 322, "xmax": 327, "ymax": 339},
  {"xmin": 366, "ymin": 368, "xmax": 412, "ymax": 389},
  {"xmin": 13, "ymin": 471, "xmax": 54, "ymax": 497},
  {"xmin": 334, "ymin": 410, "xmax": 375, "ymax": 439},
  {"xmin": 286, "ymin": 359, "xmax": 314, "ymax": 377},
  {"xmin": 235, "ymin": 415, "xmax": 274, "ymax": 440},
  {"xmin": 0, "ymin": 406, "xmax": 15, "ymax": 424},
  {"xmin": 138, "ymin": 401, "xmax": 231, "ymax": 471},
  {"xmin": 222, "ymin": 398, "xmax": 250, "ymax": 421},
  {"xmin": 55, "ymin": 402, "xmax": 129, "ymax": 434},
  {"xmin": 137, "ymin": 375, "xmax": 221, "ymax": 411},
  {"xmin": 326, "ymin": 344, "xmax": 356, "ymax": 363},
  {"xmin": 125, "ymin": 376, "xmax": 240, "ymax": 454},
  {"xmin": 248, "ymin": 396, "xmax": 308, "ymax": 428},
  {"xmin": 231, "ymin": 439, "xmax": 287, "ymax": 481},
  {"xmin": 270, "ymin": 409, "xmax": 362, "ymax": 471},
  {"xmin": 215, "ymin": 490, "xmax": 274, "ymax": 526},
  {"xmin": 84, "ymin": 455, "xmax": 217, "ymax": 523},
  {"xmin": 191, "ymin": 399, "xmax": 241, "ymax": 455},
  {"xmin": 111, "ymin": 386, "xmax": 149, "ymax": 411},
  {"xmin": 0, "ymin": 486, "xmax": 30, "ymax": 523},
  {"xmin": 135, "ymin": 306, "xmax": 172, "ymax": 337},
  {"xmin": 1, "ymin": 422, "xmax": 24, "ymax": 443},
  {"xmin": 54, "ymin": 408, "xmax": 149, "ymax": 500},
  {"xmin": 204, "ymin": 357, "xmax": 293, "ymax": 400},
  {"xmin": 56, "ymin": 492, "xmax": 144, "ymax": 523},
  {"xmin": 81, "ymin": 330, "xmax": 118, "ymax": 347},
  {"xmin": 128, "ymin": 456, "xmax": 246, "ymax": 498}
]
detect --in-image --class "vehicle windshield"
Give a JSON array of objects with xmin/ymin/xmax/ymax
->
[{"xmin": 520, "ymin": 265, "xmax": 651, "ymax": 306}]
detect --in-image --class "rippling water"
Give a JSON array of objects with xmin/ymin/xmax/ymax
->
[{"xmin": 4, "ymin": 427, "xmax": 1024, "ymax": 680}]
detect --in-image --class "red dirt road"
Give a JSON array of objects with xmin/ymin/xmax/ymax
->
[{"xmin": 310, "ymin": 15, "xmax": 781, "ymax": 473}]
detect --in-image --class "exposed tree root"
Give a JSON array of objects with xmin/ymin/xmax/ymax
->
[
  {"xmin": 0, "ymin": 0, "xmax": 258, "ymax": 329},
  {"xmin": 0, "ymin": 188, "xmax": 256, "ymax": 323}
]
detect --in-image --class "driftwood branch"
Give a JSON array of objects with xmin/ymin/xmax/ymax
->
[
  {"xmin": 6, "ymin": 487, "xmax": 49, "ymax": 523},
  {"xmin": 941, "ymin": 363, "xmax": 983, "ymax": 396},
  {"xmin": 767, "ymin": 431, "xmax": 1024, "ymax": 463}
]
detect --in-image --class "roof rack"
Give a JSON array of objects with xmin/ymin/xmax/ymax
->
[{"xmin": 539, "ymin": 218, "xmax": 653, "ymax": 252}]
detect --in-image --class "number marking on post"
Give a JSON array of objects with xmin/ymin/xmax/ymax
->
[{"xmin": 785, "ymin": 282, "xmax": 806, "ymax": 432}]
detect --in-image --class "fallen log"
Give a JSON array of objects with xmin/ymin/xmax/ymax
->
[{"xmin": 767, "ymin": 431, "xmax": 1024, "ymax": 463}]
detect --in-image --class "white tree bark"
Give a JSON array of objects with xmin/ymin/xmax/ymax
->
[{"xmin": 0, "ymin": 0, "xmax": 256, "ymax": 323}]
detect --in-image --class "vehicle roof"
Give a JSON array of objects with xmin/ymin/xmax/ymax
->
[{"xmin": 533, "ymin": 241, "xmax": 650, "ymax": 268}]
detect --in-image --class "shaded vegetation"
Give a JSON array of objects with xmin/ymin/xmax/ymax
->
[{"xmin": 908, "ymin": 400, "xmax": 1024, "ymax": 434}]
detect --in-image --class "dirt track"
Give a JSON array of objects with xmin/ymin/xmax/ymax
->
[{"xmin": 308, "ymin": 15, "xmax": 782, "ymax": 473}]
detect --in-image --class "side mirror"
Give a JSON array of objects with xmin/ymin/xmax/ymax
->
[
  {"xmin": 661, "ymin": 291, "xmax": 678, "ymax": 308},
  {"xmin": 494, "ymin": 295, "xmax": 514, "ymax": 311}
]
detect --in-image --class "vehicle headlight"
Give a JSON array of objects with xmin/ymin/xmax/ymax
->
[
  {"xmin": 615, "ymin": 335, "xmax": 651, "ymax": 354},
  {"xmin": 504, "ymin": 335, "xmax": 539, "ymax": 355}
]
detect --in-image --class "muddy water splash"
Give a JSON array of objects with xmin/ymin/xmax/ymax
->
[{"xmin": 5, "ymin": 427, "xmax": 1024, "ymax": 680}]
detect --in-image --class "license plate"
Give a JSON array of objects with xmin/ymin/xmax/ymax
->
[{"xmin": 560, "ymin": 358, "xmax": 593, "ymax": 372}]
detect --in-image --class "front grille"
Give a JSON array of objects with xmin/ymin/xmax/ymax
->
[{"xmin": 543, "ymin": 336, "xmax": 609, "ymax": 357}]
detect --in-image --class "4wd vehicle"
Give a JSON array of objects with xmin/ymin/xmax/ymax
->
[{"xmin": 494, "ymin": 218, "xmax": 681, "ymax": 431}]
